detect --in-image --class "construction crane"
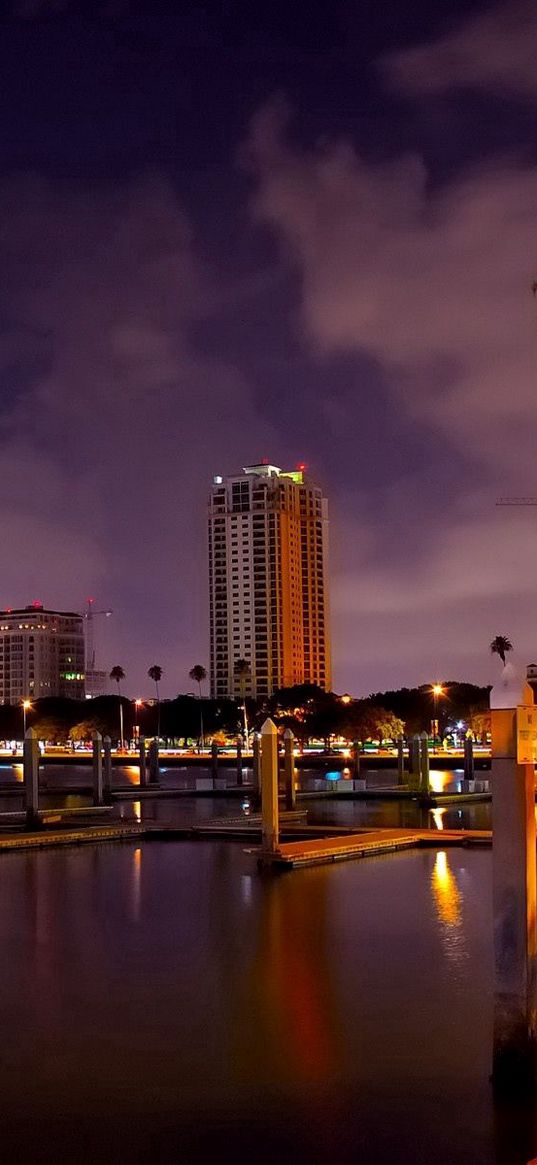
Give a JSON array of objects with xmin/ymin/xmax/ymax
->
[
  {"xmin": 83, "ymin": 598, "xmax": 113, "ymax": 673},
  {"xmin": 496, "ymin": 498, "xmax": 537, "ymax": 506}
]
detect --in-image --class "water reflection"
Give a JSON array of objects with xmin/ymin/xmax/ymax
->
[
  {"xmin": 234, "ymin": 872, "xmax": 345, "ymax": 1090},
  {"xmin": 432, "ymin": 851, "xmax": 461, "ymax": 927},
  {"xmin": 131, "ymin": 847, "xmax": 142, "ymax": 921},
  {"xmin": 431, "ymin": 807, "xmax": 446, "ymax": 831},
  {"xmin": 430, "ymin": 850, "xmax": 469, "ymax": 973}
]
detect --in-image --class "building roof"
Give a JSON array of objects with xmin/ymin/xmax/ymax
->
[{"xmin": 0, "ymin": 605, "xmax": 82, "ymax": 619}]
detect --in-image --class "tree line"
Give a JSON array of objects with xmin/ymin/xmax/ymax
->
[{"xmin": 0, "ymin": 678, "xmax": 491, "ymax": 746}]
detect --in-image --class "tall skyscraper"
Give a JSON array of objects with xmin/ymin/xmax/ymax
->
[
  {"xmin": 0, "ymin": 603, "xmax": 85, "ymax": 704},
  {"xmin": 208, "ymin": 462, "xmax": 331, "ymax": 698}
]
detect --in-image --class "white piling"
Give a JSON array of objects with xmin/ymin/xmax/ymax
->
[
  {"xmin": 490, "ymin": 665, "xmax": 537, "ymax": 1089},
  {"xmin": 252, "ymin": 733, "xmax": 261, "ymax": 806},
  {"xmin": 261, "ymin": 718, "xmax": 279, "ymax": 854},
  {"xmin": 283, "ymin": 728, "xmax": 296, "ymax": 810}
]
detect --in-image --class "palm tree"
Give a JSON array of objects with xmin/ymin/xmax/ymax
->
[
  {"xmin": 148, "ymin": 665, "xmax": 163, "ymax": 740},
  {"xmin": 110, "ymin": 665, "xmax": 125, "ymax": 748},
  {"xmin": 189, "ymin": 665, "xmax": 207, "ymax": 749},
  {"xmin": 234, "ymin": 658, "xmax": 251, "ymax": 744},
  {"xmin": 189, "ymin": 664, "xmax": 207, "ymax": 698},
  {"xmin": 490, "ymin": 636, "xmax": 513, "ymax": 667}
]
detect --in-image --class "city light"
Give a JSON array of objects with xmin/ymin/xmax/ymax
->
[
  {"xmin": 340, "ymin": 693, "xmax": 351, "ymax": 705},
  {"xmin": 432, "ymin": 684, "xmax": 444, "ymax": 697},
  {"xmin": 21, "ymin": 699, "xmax": 32, "ymax": 736}
]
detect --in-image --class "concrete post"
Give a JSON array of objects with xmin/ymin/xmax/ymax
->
[
  {"xmin": 92, "ymin": 730, "xmax": 103, "ymax": 806},
  {"xmin": 138, "ymin": 736, "xmax": 148, "ymax": 787},
  {"xmin": 283, "ymin": 728, "xmax": 296, "ymax": 810},
  {"xmin": 491, "ymin": 665, "xmax": 537, "ymax": 1089},
  {"xmin": 407, "ymin": 734, "xmax": 420, "ymax": 790},
  {"xmin": 464, "ymin": 734, "xmax": 474, "ymax": 781},
  {"xmin": 419, "ymin": 731, "xmax": 430, "ymax": 796},
  {"xmin": 236, "ymin": 738, "xmax": 243, "ymax": 787},
  {"xmin": 23, "ymin": 726, "xmax": 40, "ymax": 829},
  {"xmin": 407, "ymin": 736, "xmax": 415, "ymax": 774},
  {"xmin": 397, "ymin": 736, "xmax": 405, "ymax": 784},
  {"xmin": 252, "ymin": 732, "xmax": 261, "ymax": 807},
  {"xmin": 352, "ymin": 740, "xmax": 361, "ymax": 778},
  {"xmin": 103, "ymin": 736, "xmax": 112, "ymax": 803},
  {"xmin": 261, "ymin": 718, "xmax": 279, "ymax": 853},
  {"xmin": 211, "ymin": 740, "xmax": 218, "ymax": 784},
  {"xmin": 148, "ymin": 738, "xmax": 159, "ymax": 784}
]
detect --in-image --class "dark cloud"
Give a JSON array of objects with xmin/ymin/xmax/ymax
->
[
  {"xmin": 247, "ymin": 99, "xmax": 537, "ymax": 687},
  {"xmin": 0, "ymin": 173, "xmax": 282, "ymax": 693},
  {"xmin": 381, "ymin": 1, "xmax": 537, "ymax": 101}
]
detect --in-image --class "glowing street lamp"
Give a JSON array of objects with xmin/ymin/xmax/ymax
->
[
  {"xmin": 134, "ymin": 699, "xmax": 142, "ymax": 741},
  {"xmin": 22, "ymin": 699, "xmax": 32, "ymax": 737},
  {"xmin": 431, "ymin": 684, "xmax": 445, "ymax": 743},
  {"xmin": 340, "ymin": 694, "xmax": 352, "ymax": 705}
]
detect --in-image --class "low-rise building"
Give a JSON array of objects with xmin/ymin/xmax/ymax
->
[{"xmin": 0, "ymin": 603, "xmax": 85, "ymax": 703}]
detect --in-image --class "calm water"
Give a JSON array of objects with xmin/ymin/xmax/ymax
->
[
  {"xmin": 0, "ymin": 763, "xmax": 493, "ymax": 831},
  {"xmin": 0, "ymin": 840, "xmax": 534, "ymax": 1163}
]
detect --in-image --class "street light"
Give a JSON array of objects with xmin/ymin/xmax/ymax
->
[
  {"xmin": 431, "ymin": 684, "xmax": 444, "ymax": 744},
  {"xmin": 340, "ymin": 694, "xmax": 352, "ymax": 705},
  {"xmin": 22, "ymin": 699, "xmax": 32, "ymax": 738},
  {"xmin": 134, "ymin": 699, "xmax": 142, "ymax": 742}
]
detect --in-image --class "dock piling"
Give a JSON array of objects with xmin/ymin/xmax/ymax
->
[
  {"xmin": 464, "ymin": 734, "xmax": 474, "ymax": 781},
  {"xmin": 261, "ymin": 718, "xmax": 279, "ymax": 855},
  {"xmin": 352, "ymin": 740, "xmax": 361, "ymax": 778},
  {"xmin": 397, "ymin": 736, "xmax": 405, "ymax": 784},
  {"xmin": 236, "ymin": 738, "xmax": 243, "ymax": 787},
  {"xmin": 283, "ymin": 728, "xmax": 296, "ymax": 810},
  {"xmin": 211, "ymin": 740, "xmax": 218, "ymax": 786},
  {"xmin": 419, "ymin": 731, "xmax": 430, "ymax": 796},
  {"xmin": 408, "ymin": 734, "xmax": 420, "ymax": 790},
  {"xmin": 92, "ymin": 730, "xmax": 103, "ymax": 806},
  {"xmin": 490, "ymin": 667, "xmax": 537, "ymax": 1089},
  {"xmin": 252, "ymin": 733, "xmax": 261, "ymax": 808},
  {"xmin": 148, "ymin": 739, "xmax": 159, "ymax": 784},
  {"xmin": 103, "ymin": 736, "xmax": 112, "ymax": 802},
  {"xmin": 23, "ymin": 727, "xmax": 40, "ymax": 829},
  {"xmin": 138, "ymin": 736, "xmax": 147, "ymax": 787}
]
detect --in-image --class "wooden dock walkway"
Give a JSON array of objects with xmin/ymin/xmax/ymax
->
[
  {"xmin": 0, "ymin": 822, "xmax": 144, "ymax": 852},
  {"xmin": 253, "ymin": 826, "xmax": 492, "ymax": 869}
]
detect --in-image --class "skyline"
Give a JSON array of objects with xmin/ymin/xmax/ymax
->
[{"xmin": 2, "ymin": 0, "xmax": 537, "ymax": 696}]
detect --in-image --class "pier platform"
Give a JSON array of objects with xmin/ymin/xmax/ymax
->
[{"xmin": 253, "ymin": 826, "xmax": 492, "ymax": 869}]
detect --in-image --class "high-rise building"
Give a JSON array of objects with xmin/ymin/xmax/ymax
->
[
  {"xmin": 208, "ymin": 462, "xmax": 331, "ymax": 698},
  {"xmin": 0, "ymin": 603, "xmax": 85, "ymax": 704}
]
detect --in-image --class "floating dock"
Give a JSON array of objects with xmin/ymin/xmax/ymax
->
[{"xmin": 253, "ymin": 826, "xmax": 492, "ymax": 870}]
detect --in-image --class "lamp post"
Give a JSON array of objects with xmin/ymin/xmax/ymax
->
[
  {"xmin": 432, "ymin": 684, "xmax": 444, "ymax": 745},
  {"xmin": 22, "ymin": 699, "xmax": 31, "ymax": 739},
  {"xmin": 134, "ymin": 698, "xmax": 142, "ymax": 743}
]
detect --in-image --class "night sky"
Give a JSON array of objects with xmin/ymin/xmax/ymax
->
[{"xmin": 2, "ymin": 0, "xmax": 537, "ymax": 697}]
